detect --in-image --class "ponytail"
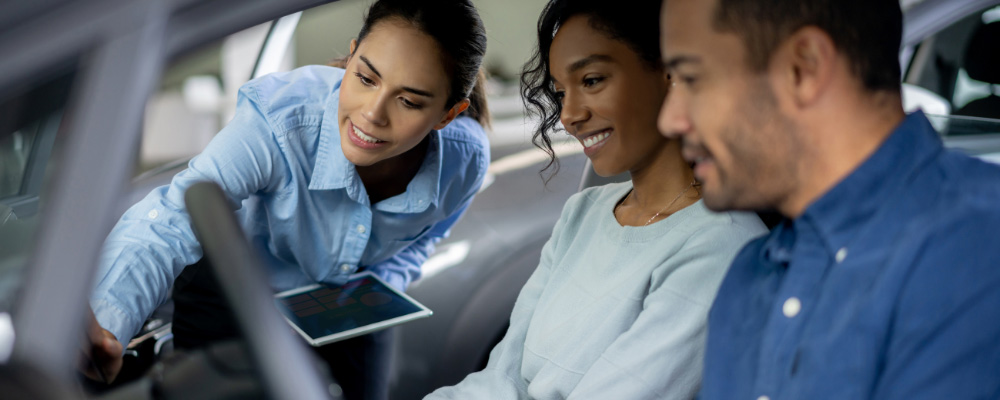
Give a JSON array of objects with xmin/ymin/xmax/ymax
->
[{"xmin": 463, "ymin": 68, "xmax": 491, "ymax": 129}]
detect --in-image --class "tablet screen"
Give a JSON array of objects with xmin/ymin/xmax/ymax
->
[{"xmin": 275, "ymin": 272, "xmax": 431, "ymax": 346}]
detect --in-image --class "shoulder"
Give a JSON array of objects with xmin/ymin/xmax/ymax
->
[
  {"xmin": 909, "ymin": 151, "xmax": 1000, "ymax": 249},
  {"xmin": 566, "ymin": 182, "xmax": 632, "ymax": 217},
  {"xmin": 939, "ymin": 151, "xmax": 1000, "ymax": 194},
  {"xmin": 677, "ymin": 202, "xmax": 769, "ymax": 246},
  {"xmin": 436, "ymin": 116, "xmax": 491, "ymax": 185},
  {"xmin": 238, "ymin": 65, "xmax": 346, "ymax": 129},
  {"xmin": 436, "ymin": 116, "xmax": 490, "ymax": 161}
]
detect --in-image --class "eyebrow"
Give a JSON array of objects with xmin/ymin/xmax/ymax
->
[
  {"xmin": 359, "ymin": 55, "xmax": 435, "ymax": 98},
  {"xmin": 663, "ymin": 55, "xmax": 702, "ymax": 70},
  {"xmin": 567, "ymin": 54, "xmax": 614, "ymax": 73}
]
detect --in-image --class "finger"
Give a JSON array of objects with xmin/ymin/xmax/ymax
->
[
  {"xmin": 79, "ymin": 352, "xmax": 106, "ymax": 383},
  {"xmin": 92, "ymin": 333, "xmax": 123, "ymax": 383}
]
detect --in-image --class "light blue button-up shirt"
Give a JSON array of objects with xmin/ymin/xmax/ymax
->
[{"xmin": 91, "ymin": 65, "xmax": 489, "ymax": 345}]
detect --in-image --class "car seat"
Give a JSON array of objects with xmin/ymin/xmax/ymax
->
[{"xmin": 954, "ymin": 21, "xmax": 1000, "ymax": 119}]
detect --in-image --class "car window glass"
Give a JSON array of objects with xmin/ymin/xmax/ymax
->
[
  {"xmin": 0, "ymin": 70, "xmax": 74, "ymax": 312},
  {"xmin": 0, "ymin": 129, "xmax": 34, "ymax": 198},
  {"xmin": 138, "ymin": 23, "xmax": 271, "ymax": 176},
  {"xmin": 905, "ymin": 5, "xmax": 1000, "ymax": 124}
]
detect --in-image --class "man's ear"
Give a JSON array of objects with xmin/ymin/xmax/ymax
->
[
  {"xmin": 776, "ymin": 26, "xmax": 836, "ymax": 107},
  {"xmin": 434, "ymin": 99, "xmax": 471, "ymax": 130}
]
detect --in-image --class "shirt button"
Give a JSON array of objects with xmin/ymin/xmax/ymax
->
[
  {"xmin": 783, "ymin": 297, "xmax": 802, "ymax": 318},
  {"xmin": 835, "ymin": 247, "xmax": 848, "ymax": 263},
  {"xmin": 758, "ymin": 396, "xmax": 770, "ymax": 400},
  {"xmin": 356, "ymin": 224, "xmax": 366, "ymax": 234},
  {"xmin": 147, "ymin": 209, "xmax": 158, "ymax": 219},
  {"xmin": 340, "ymin": 264, "xmax": 352, "ymax": 272}
]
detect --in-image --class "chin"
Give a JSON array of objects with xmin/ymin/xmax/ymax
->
[
  {"xmin": 699, "ymin": 182, "xmax": 738, "ymax": 211},
  {"xmin": 588, "ymin": 159, "xmax": 627, "ymax": 178},
  {"xmin": 701, "ymin": 194, "xmax": 734, "ymax": 212},
  {"xmin": 340, "ymin": 139, "xmax": 379, "ymax": 167}
]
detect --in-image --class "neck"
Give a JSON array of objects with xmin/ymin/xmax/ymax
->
[
  {"xmin": 777, "ymin": 91, "xmax": 905, "ymax": 218},
  {"xmin": 629, "ymin": 153, "xmax": 695, "ymax": 208},
  {"xmin": 616, "ymin": 141, "xmax": 698, "ymax": 227},
  {"xmin": 357, "ymin": 136, "xmax": 429, "ymax": 204}
]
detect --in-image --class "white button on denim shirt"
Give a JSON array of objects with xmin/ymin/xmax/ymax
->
[{"xmin": 90, "ymin": 66, "xmax": 489, "ymax": 346}]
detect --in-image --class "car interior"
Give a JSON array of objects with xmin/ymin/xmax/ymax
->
[
  {"xmin": 906, "ymin": 5, "xmax": 1000, "ymax": 124},
  {"xmin": 1, "ymin": 0, "xmax": 999, "ymax": 399},
  {"xmin": 953, "ymin": 21, "xmax": 1000, "ymax": 119}
]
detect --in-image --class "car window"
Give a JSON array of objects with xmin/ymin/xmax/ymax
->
[
  {"xmin": 0, "ymin": 70, "xmax": 75, "ymax": 312},
  {"xmin": 0, "ymin": 129, "xmax": 34, "ymax": 199},
  {"xmin": 138, "ymin": 23, "xmax": 271, "ymax": 175},
  {"xmin": 904, "ymin": 5, "xmax": 1000, "ymax": 124}
]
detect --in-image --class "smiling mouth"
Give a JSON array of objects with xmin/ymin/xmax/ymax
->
[
  {"xmin": 581, "ymin": 129, "xmax": 612, "ymax": 149},
  {"xmin": 352, "ymin": 123, "xmax": 385, "ymax": 144}
]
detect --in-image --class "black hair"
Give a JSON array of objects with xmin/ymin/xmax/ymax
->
[
  {"xmin": 520, "ymin": 0, "xmax": 663, "ymax": 179},
  {"xmin": 712, "ymin": 0, "xmax": 902, "ymax": 93},
  {"xmin": 354, "ymin": 0, "xmax": 490, "ymax": 127}
]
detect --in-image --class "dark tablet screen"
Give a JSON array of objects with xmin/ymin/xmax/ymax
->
[{"xmin": 275, "ymin": 273, "xmax": 429, "ymax": 345}]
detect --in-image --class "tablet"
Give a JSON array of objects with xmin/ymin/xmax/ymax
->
[{"xmin": 274, "ymin": 271, "xmax": 432, "ymax": 347}]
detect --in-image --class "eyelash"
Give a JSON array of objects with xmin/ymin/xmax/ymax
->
[
  {"xmin": 401, "ymin": 98, "xmax": 422, "ymax": 110},
  {"xmin": 354, "ymin": 72, "xmax": 375, "ymax": 87},
  {"xmin": 582, "ymin": 76, "xmax": 604, "ymax": 87},
  {"xmin": 552, "ymin": 75, "xmax": 605, "ymax": 102},
  {"xmin": 677, "ymin": 75, "xmax": 698, "ymax": 86}
]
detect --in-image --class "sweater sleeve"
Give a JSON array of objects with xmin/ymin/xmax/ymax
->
[
  {"xmin": 424, "ymin": 192, "xmax": 578, "ymax": 400},
  {"xmin": 565, "ymin": 221, "xmax": 759, "ymax": 400}
]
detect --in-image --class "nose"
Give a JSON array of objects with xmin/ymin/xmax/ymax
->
[
  {"xmin": 658, "ymin": 86, "xmax": 691, "ymax": 139},
  {"xmin": 559, "ymin": 90, "xmax": 589, "ymax": 135},
  {"xmin": 362, "ymin": 91, "xmax": 389, "ymax": 127}
]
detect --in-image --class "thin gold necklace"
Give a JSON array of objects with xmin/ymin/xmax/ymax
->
[{"xmin": 617, "ymin": 180, "xmax": 696, "ymax": 226}]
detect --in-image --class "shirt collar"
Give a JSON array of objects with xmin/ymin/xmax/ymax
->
[
  {"xmin": 309, "ymin": 79, "xmax": 357, "ymax": 191},
  {"xmin": 760, "ymin": 218, "xmax": 796, "ymax": 268},
  {"xmin": 797, "ymin": 111, "xmax": 943, "ymax": 255},
  {"xmin": 373, "ymin": 132, "xmax": 442, "ymax": 213},
  {"xmin": 308, "ymin": 79, "xmax": 443, "ymax": 213}
]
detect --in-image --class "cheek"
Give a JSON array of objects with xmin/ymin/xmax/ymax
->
[{"xmin": 390, "ymin": 112, "xmax": 438, "ymax": 143}]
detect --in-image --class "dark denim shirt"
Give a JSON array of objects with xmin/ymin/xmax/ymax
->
[{"xmin": 700, "ymin": 111, "xmax": 1000, "ymax": 400}]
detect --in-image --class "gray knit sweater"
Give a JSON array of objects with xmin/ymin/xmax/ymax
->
[{"xmin": 426, "ymin": 182, "xmax": 767, "ymax": 400}]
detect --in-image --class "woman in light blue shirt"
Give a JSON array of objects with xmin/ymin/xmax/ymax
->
[{"xmin": 85, "ymin": 1, "xmax": 489, "ymax": 398}]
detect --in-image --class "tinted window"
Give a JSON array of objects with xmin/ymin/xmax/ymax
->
[{"xmin": 0, "ymin": 71, "xmax": 74, "ymax": 311}]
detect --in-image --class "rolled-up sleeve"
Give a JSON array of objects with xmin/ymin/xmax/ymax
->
[{"xmin": 90, "ymin": 85, "xmax": 283, "ymax": 347}]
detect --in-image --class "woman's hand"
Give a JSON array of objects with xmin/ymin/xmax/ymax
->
[{"xmin": 80, "ymin": 311, "xmax": 123, "ymax": 384}]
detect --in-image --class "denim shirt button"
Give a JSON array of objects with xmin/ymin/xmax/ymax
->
[
  {"xmin": 757, "ymin": 396, "xmax": 770, "ymax": 400},
  {"xmin": 340, "ymin": 264, "xmax": 352, "ymax": 272},
  {"xmin": 835, "ymin": 247, "xmax": 848, "ymax": 263},
  {"xmin": 783, "ymin": 297, "xmax": 802, "ymax": 318},
  {"xmin": 356, "ymin": 224, "xmax": 366, "ymax": 234}
]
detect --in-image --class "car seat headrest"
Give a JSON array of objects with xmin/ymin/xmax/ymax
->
[{"xmin": 964, "ymin": 21, "xmax": 1000, "ymax": 85}]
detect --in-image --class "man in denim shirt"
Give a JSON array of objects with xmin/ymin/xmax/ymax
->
[{"xmin": 659, "ymin": 0, "xmax": 1000, "ymax": 398}]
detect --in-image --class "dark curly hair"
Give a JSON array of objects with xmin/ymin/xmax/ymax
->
[{"xmin": 520, "ymin": 0, "xmax": 663, "ymax": 179}]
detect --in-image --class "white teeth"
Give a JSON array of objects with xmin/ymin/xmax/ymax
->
[
  {"xmin": 582, "ymin": 131, "xmax": 611, "ymax": 148},
  {"xmin": 353, "ymin": 125, "xmax": 380, "ymax": 143}
]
